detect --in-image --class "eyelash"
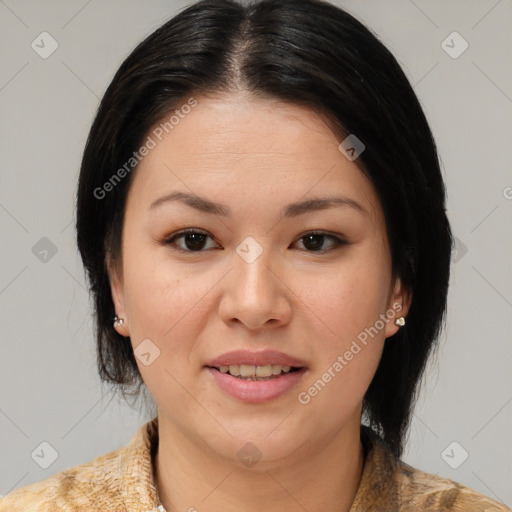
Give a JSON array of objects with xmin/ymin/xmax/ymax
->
[{"xmin": 161, "ymin": 229, "xmax": 348, "ymax": 254}]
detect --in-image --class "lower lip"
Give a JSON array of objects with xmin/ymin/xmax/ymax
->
[{"xmin": 206, "ymin": 367, "xmax": 307, "ymax": 404}]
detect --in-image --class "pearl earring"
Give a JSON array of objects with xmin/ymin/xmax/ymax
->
[
  {"xmin": 395, "ymin": 317, "xmax": 405, "ymax": 327},
  {"xmin": 113, "ymin": 314, "xmax": 125, "ymax": 327}
]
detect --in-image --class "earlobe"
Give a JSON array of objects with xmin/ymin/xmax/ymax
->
[
  {"xmin": 384, "ymin": 277, "xmax": 411, "ymax": 339},
  {"xmin": 107, "ymin": 256, "xmax": 130, "ymax": 336}
]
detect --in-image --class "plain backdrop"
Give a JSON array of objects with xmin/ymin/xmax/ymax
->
[{"xmin": 1, "ymin": 0, "xmax": 511, "ymax": 506}]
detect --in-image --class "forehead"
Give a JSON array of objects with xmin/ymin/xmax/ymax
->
[{"xmin": 126, "ymin": 92, "xmax": 380, "ymax": 223}]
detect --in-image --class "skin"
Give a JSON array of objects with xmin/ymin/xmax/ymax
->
[{"xmin": 109, "ymin": 91, "xmax": 411, "ymax": 512}]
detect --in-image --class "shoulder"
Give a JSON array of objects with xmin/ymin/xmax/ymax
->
[
  {"xmin": 357, "ymin": 426, "xmax": 511, "ymax": 512},
  {"xmin": 0, "ymin": 419, "xmax": 161, "ymax": 512},
  {"xmin": 0, "ymin": 446, "xmax": 126, "ymax": 512},
  {"xmin": 395, "ymin": 459, "xmax": 511, "ymax": 511}
]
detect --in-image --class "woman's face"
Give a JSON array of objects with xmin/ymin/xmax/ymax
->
[{"xmin": 109, "ymin": 92, "xmax": 409, "ymax": 466}]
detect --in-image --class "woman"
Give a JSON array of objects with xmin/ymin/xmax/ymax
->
[{"xmin": 1, "ymin": 0, "xmax": 508, "ymax": 510}]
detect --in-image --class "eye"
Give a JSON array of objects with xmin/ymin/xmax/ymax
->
[
  {"xmin": 293, "ymin": 231, "xmax": 348, "ymax": 253},
  {"xmin": 162, "ymin": 229, "xmax": 219, "ymax": 253},
  {"xmin": 161, "ymin": 229, "xmax": 348, "ymax": 254}
]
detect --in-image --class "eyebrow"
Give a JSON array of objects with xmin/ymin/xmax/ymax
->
[{"xmin": 149, "ymin": 191, "xmax": 369, "ymax": 218}]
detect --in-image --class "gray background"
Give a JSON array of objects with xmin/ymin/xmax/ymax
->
[{"xmin": 1, "ymin": 0, "xmax": 511, "ymax": 506}]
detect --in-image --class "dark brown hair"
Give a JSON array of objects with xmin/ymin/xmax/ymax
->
[{"xmin": 76, "ymin": 0, "xmax": 453, "ymax": 458}]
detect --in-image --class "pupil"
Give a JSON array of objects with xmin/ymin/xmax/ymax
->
[
  {"xmin": 185, "ymin": 233, "xmax": 206, "ymax": 251},
  {"xmin": 303, "ymin": 234, "xmax": 324, "ymax": 251}
]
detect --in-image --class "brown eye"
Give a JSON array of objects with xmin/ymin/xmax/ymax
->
[
  {"xmin": 294, "ymin": 232, "xmax": 348, "ymax": 253},
  {"xmin": 163, "ymin": 229, "xmax": 219, "ymax": 253}
]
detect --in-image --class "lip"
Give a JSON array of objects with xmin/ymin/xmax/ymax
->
[
  {"xmin": 205, "ymin": 349, "xmax": 307, "ymax": 368},
  {"xmin": 206, "ymin": 366, "xmax": 308, "ymax": 403}
]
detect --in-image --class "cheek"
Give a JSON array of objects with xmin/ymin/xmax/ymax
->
[
  {"xmin": 309, "ymin": 276, "xmax": 386, "ymax": 368},
  {"xmin": 296, "ymin": 272, "xmax": 386, "ymax": 422},
  {"xmin": 303, "ymin": 250, "xmax": 391, "ymax": 346},
  {"xmin": 121, "ymin": 248, "xmax": 212, "ymax": 402},
  {"xmin": 298, "ymin": 341, "xmax": 383, "ymax": 432},
  {"xmin": 297, "ymin": 247, "xmax": 390, "ymax": 403},
  {"xmin": 122, "ymin": 245, "xmax": 207, "ymax": 339}
]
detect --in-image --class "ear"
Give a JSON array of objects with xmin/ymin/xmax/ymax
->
[
  {"xmin": 106, "ymin": 254, "xmax": 130, "ymax": 337},
  {"xmin": 384, "ymin": 276, "xmax": 412, "ymax": 339}
]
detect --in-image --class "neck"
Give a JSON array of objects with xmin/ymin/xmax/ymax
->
[{"xmin": 154, "ymin": 413, "xmax": 365, "ymax": 512}]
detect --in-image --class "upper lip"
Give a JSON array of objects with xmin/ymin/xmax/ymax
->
[{"xmin": 205, "ymin": 349, "xmax": 307, "ymax": 368}]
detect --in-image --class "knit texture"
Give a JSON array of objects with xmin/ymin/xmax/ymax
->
[{"xmin": 1, "ymin": 418, "xmax": 509, "ymax": 511}]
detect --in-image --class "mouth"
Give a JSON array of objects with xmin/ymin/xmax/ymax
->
[
  {"xmin": 205, "ymin": 364, "xmax": 308, "ymax": 403},
  {"xmin": 206, "ymin": 364, "xmax": 304, "ymax": 381},
  {"xmin": 204, "ymin": 349, "xmax": 308, "ymax": 403}
]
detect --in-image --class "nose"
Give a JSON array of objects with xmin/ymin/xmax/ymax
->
[{"xmin": 218, "ymin": 248, "xmax": 292, "ymax": 331}]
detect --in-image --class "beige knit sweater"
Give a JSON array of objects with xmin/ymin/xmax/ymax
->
[{"xmin": 1, "ymin": 418, "xmax": 509, "ymax": 511}]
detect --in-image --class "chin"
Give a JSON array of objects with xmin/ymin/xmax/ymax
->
[{"xmin": 198, "ymin": 421, "xmax": 307, "ymax": 468}]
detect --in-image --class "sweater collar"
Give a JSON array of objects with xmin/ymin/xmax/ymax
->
[
  {"xmin": 119, "ymin": 417, "xmax": 163, "ymax": 511},
  {"xmin": 350, "ymin": 425, "xmax": 400, "ymax": 510}
]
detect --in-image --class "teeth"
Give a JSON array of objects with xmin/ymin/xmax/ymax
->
[
  {"xmin": 256, "ymin": 365, "xmax": 273, "ymax": 377},
  {"xmin": 218, "ymin": 364, "xmax": 294, "ymax": 377}
]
